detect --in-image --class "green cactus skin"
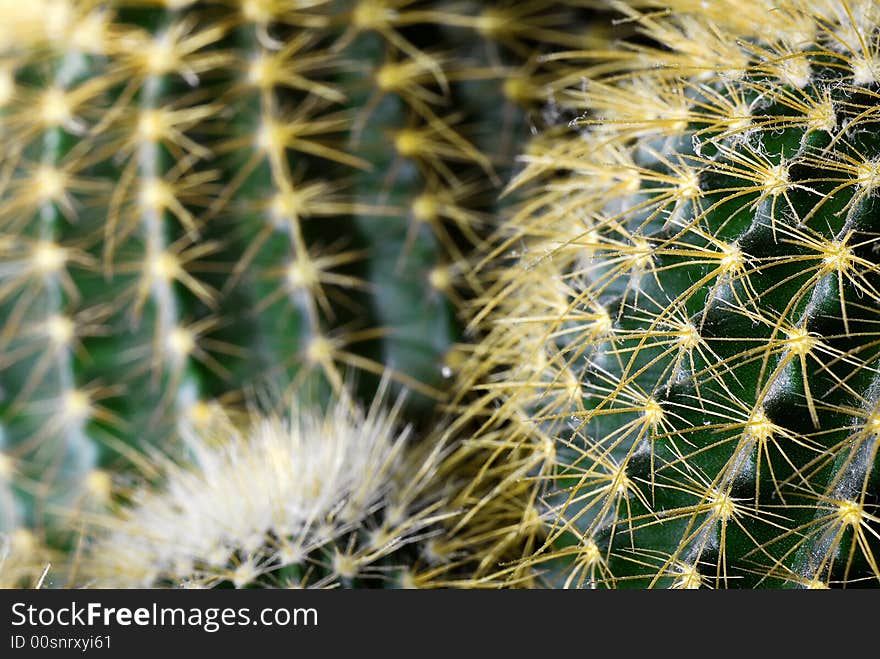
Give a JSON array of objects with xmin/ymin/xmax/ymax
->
[
  {"xmin": 0, "ymin": 0, "xmax": 602, "ymax": 587},
  {"xmin": 454, "ymin": 0, "xmax": 880, "ymax": 588}
]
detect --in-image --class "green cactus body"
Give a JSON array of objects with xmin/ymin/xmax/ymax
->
[
  {"xmin": 459, "ymin": 0, "xmax": 880, "ymax": 588},
  {"xmin": 326, "ymin": 1, "xmax": 609, "ymax": 412},
  {"xmin": 0, "ymin": 33, "xmax": 113, "ymax": 533}
]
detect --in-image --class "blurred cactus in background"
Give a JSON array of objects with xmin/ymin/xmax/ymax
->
[{"xmin": 0, "ymin": 0, "xmax": 607, "ymax": 587}]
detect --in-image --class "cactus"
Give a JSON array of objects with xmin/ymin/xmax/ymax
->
[
  {"xmin": 452, "ymin": 0, "xmax": 880, "ymax": 588},
  {"xmin": 0, "ymin": 0, "xmax": 608, "ymax": 586},
  {"xmin": 81, "ymin": 390, "xmax": 452, "ymax": 588}
]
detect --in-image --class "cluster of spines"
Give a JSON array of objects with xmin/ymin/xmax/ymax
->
[
  {"xmin": 80, "ymin": 391, "xmax": 457, "ymax": 589},
  {"xmin": 448, "ymin": 0, "xmax": 880, "ymax": 588}
]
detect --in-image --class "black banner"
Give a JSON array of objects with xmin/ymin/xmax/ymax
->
[{"xmin": 0, "ymin": 588, "xmax": 870, "ymax": 654}]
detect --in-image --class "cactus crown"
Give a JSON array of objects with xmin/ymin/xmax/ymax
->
[
  {"xmin": 459, "ymin": 0, "xmax": 880, "ymax": 588},
  {"xmin": 84, "ymin": 391, "xmax": 449, "ymax": 588}
]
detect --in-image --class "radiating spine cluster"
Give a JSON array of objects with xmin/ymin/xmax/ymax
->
[{"xmin": 83, "ymin": 391, "xmax": 451, "ymax": 588}]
